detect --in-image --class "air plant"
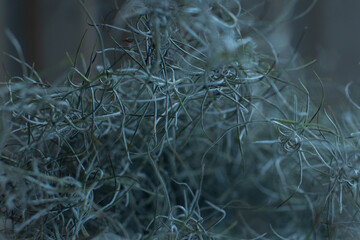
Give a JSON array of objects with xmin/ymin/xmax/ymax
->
[{"xmin": 0, "ymin": 0, "xmax": 359, "ymax": 239}]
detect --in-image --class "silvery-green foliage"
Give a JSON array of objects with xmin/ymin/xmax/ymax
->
[{"xmin": 0, "ymin": 0, "xmax": 359, "ymax": 239}]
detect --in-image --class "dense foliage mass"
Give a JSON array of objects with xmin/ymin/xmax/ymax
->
[{"xmin": 1, "ymin": 0, "xmax": 359, "ymax": 239}]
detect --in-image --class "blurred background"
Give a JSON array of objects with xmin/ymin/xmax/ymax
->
[
  {"xmin": 0, "ymin": 0, "xmax": 359, "ymax": 108},
  {"xmin": 0, "ymin": 0, "xmax": 118, "ymax": 82}
]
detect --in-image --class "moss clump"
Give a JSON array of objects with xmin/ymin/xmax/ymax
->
[{"xmin": 1, "ymin": 0, "xmax": 359, "ymax": 239}]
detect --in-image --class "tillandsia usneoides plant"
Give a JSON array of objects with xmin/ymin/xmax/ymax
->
[{"xmin": 0, "ymin": 0, "xmax": 359, "ymax": 239}]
